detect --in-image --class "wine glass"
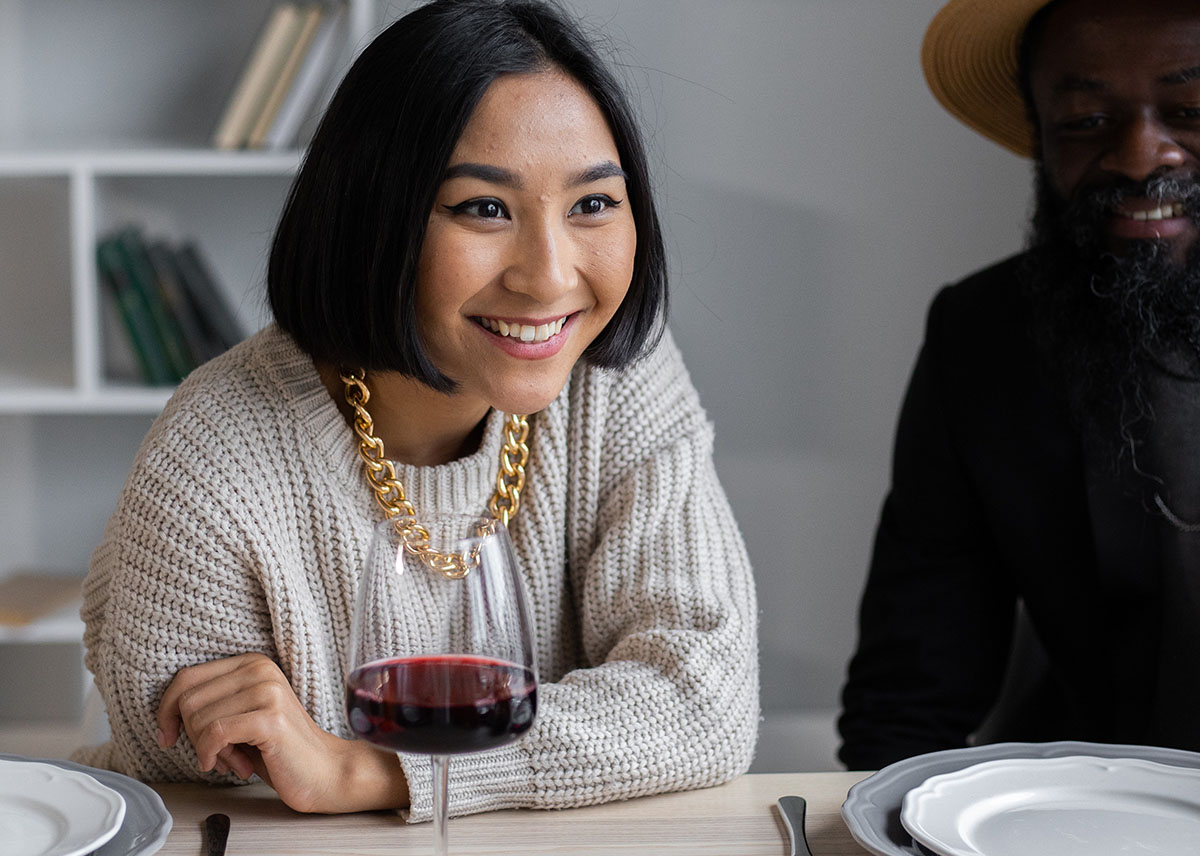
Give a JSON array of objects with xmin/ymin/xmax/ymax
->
[{"xmin": 345, "ymin": 514, "xmax": 538, "ymax": 855}]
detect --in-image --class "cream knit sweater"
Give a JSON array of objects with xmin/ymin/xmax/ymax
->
[{"xmin": 76, "ymin": 325, "xmax": 759, "ymax": 821}]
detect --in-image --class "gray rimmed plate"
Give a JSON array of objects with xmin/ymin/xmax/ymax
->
[
  {"xmin": 840, "ymin": 740, "xmax": 1200, "ymax": 856},
  {"xmin": 0, "ymin": 753, "xmax": 172, "ymax": 856}
]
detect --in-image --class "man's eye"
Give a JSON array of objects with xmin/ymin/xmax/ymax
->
[
  {"xmin": 1059, "ymin": 115, "xmax": 1106, "ymax": 132},
  {"xmin": 570, "ymin": 195, "xmax": 621, "ymax": 216},
  {"xmin": 446, "ymin": 198, "xmax": 509, "ymax": 219}
]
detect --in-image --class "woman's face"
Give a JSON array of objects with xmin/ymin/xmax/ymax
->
[{"xmin": 415, "ymin": 69, "xmax": 637, "ymax": 416}]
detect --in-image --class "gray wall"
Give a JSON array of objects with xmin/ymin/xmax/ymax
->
[{"xmin": 551, "ymin": 0, "xmax": 1032, "ymax": 718}]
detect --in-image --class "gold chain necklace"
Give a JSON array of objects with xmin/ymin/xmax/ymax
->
[{"xmin": 341, "ymin": 369, "xmax": 530, "ymax": 578}]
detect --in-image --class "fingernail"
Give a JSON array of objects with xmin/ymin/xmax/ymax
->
[{"xmin": 155, "ymin": 728, "xmax": 168, "ymax": 749}]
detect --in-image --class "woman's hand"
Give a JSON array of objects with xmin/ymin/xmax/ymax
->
[{"xmin": 156, "ymin": 653, "xmax": 408, "ymax": 813}]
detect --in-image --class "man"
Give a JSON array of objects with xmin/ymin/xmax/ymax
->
[{"xmin": 839, "ymin": 0, "xmax": 1200, "ymax": 770}]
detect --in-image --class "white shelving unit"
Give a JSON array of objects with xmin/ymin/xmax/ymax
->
[
  {"xmin": 0, "ymin": 148, "xmax": 303, "ymax": 413},
  {"xmin": 0, "ymin": 0, "xmax": 382, "ymax": 413},
  {"xmin": 0, "ymin": 0, "xmax": 385, "ymax": 724}
]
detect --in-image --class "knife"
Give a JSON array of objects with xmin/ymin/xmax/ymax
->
[
  {"xmin": 203, "ymin": 812, "xmax": 230, "ymax": 856},
  {"xmin": 776, "ymin": 795, "xmax": 813, "ymax": 856}
]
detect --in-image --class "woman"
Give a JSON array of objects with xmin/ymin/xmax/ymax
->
[{"xmin": 76, "ymin": 0, "xmax": 758, "ymax": 821}]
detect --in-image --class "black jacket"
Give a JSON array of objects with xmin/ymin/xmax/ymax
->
[{"xmin": 838, "ymin": 254, "xmax": 1171, "ymax": 770}]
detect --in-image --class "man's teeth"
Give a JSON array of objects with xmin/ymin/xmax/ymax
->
[
  {"xmin": 1119, "ymin": 202, "xmax": 1186, "ymax": 221},
  {"xmin": 478, "ymin": 316, "xmax": 567, "ymax": 343}
]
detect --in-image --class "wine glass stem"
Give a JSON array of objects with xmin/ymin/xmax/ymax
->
[{"xmin": 432, "ymin": 754, "xmax": 450, "ymax": 856}]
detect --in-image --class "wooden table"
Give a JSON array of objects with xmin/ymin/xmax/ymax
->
[{"xmin": 153, "ymin": 771, "xmax": 873, "ymax": 855}]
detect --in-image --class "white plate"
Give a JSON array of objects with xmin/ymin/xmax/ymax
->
[
  {"xmin": 0, "ymin": 754, "xmax": 171, "ymax": 856},
  {"xmin": 900, "ymin": 755, "xmax": 1200, "ymax": 856},
  {"xmin": 841, "ymin": 741, "xmax": 1200, "ymax": 856},
  {"xmin": 0, "ymin": 758, "xmax": 127, "ymax": 856}
]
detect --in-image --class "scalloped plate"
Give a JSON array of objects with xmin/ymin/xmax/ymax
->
[
  {"xmin": 0, "ymin": 757, "xmax": 126, "ymax": 856},
  {"xmin": 901, "ymin": 755, "xmax": 1200, "ymax": 856},
  {"xmin": 841, "ymin": 741, "xmax": 1200, "ymax": 856},
  {"xmin": 0, "ymin": 754, "xmax": 171, "ymax": 856}
]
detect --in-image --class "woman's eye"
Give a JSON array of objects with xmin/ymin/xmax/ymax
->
[
  {"xmin": 570, "ymin": 195, "xmax": 621, "ymax": 216},
  {"xmin": 446, "ymin": 198, "xmax": 509, "ymax": 219}
]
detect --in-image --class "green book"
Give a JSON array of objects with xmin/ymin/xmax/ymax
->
[
  {"xmin": 113, "ymin": 227, "xmax": 193, "ymax": 381},
  {"xmin": 96, "ymin": 237, "xmax": 174, "ymax": 386},
  {"xmin": 174, "ymin": 242, "xmax": 246, "ymax": 351},
  {"xmin": 145, "ymin": 239, "xmax": 222, "ymax": 365}
]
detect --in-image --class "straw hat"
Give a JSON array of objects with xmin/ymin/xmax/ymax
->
[{"xmin": 921, "ymin": 0, "xmax": 1053, "ymax": 158}]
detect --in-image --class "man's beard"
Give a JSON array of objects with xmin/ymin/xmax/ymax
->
[{"xmin": 1024, "ymin": 167, "xmax": 1200, "ymax": 472}]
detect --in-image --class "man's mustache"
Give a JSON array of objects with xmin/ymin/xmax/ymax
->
[{"xmin": 1067, "ymin": 173, "xmax": 1200, "ymax": 223}]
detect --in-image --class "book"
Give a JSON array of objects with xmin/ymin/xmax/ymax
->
[
  {"xmin": 173, "ymin": 241, "xmax": 246, "ymax": 351},
  {"xmin": 98, "ymin": 278, "xmax": 144, "ymax": 383},
  {"xmin": 0, "ymin": 572, "xmax": 85, "ymax": 627},
  {"xmin": 212, "ymin": 3, "xmax": 306, "ymax": 150},
  {"xmin": 113, "ymin": 228, "xmax": 194, "ymax": 380},
  {"xmin": 145, "ymin": 239, "xmax": 222, "ymax": 365},
  {"xmin": 262, "ymin": 3, "xmax": 347, "ymax": 150},
  {"xmin": 97, "ymin": 236, "xmax": 175, "ymax": 385},
  {"xmin": 247, "ymin": 4, "xmax": 326, "ymax": 149}
]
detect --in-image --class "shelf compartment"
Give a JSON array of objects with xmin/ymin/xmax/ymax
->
[
  {"xmin": 93, "ymin": 172, "xmax": 292, "ymax": 373},
  {"xmin": 0, "ymin": 176, "xmax": 75, "ymax": 393},
  {"xmin": 0, "ymin": 0, "xmax": 281, "ymax": 152}
]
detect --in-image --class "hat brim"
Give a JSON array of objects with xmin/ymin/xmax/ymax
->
[{"xmin": 921, "ymin": 0, "xmax": 1053, "ymax": 158}]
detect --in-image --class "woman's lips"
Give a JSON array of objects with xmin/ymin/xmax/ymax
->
[
  {"xmin": 472, "ymin": 313, "xmax": 577, "ymax": 359},
  {"xmin": 474, "ymin": 315, "xmax": 568, "ymax": 343}
]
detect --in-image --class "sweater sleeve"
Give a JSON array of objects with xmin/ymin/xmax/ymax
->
[
  {"xmin": 73, "ymin": 399, "xmax": 276, "ymax": 784},
  {"xmin": 399, "ymin": 333, "xmax": 760, "ymax": 820}
]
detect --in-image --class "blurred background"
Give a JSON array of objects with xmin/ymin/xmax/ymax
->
[{"xmin": 0, "ymin": 0, "xmax": 1030, "ymax": 769}]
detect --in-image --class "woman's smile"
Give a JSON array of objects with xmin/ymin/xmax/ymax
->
[
  {"xmin": 415, "ymin": 68, "xmax": 637, "ymax": 417},
  {"xmin": 469, "ymin": 311, "xmax": 580, "ymax": 360},
  {"xmin": 473, "ymin": 314, "xmax": 570, "ymax": 344}
]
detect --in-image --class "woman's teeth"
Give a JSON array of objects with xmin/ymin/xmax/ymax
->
[
  {"xmin": 1118, "ymin": 202, "xmax": 1186, "ymax": 221},
  {"xmin": 477, "ymin": 316, "xmax": 567, "ymax": 343}
]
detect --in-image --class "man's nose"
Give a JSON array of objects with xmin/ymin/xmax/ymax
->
[
  {"xmin": 503, "ymin": 222, "xmax": 577, "ymax": 301},
  {"xmin": 1099, "ymin": 115, "xmax": 1187, "ymax": 181}
]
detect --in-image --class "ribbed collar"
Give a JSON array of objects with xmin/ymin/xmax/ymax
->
[{"xmin": 255, "ymin": 325, "xmax": 503, "ymax": 516}]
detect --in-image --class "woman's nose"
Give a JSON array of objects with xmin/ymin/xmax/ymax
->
[
  {"xmin": 503, "ymin": 222, "xmax": 577, "ymax": 301},
  {"xmin": 1099, "ymin": 115, "xmax": 1187, "ymax": 181}
]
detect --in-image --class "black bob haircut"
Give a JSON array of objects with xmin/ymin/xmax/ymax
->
[{"xmin": 268, "ymin": 0, "xmax": 668, "ymax": 391}]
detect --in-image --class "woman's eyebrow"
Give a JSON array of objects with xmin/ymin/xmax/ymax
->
[
  {"xmin": 443, "ymin": 162, "xmax": 523, "ymax": 188},
  {"xmin": 442, "ymin": 160, "xmax": 627, "ymax": 189},
  {"xmin": 570, "ymin": 161, "xmax": 627, "ymax": 186}
]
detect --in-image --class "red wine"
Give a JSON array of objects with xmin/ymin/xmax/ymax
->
[{"xmin": 346, "ymin": 655, "xmax": 537, "ymax": 755}]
